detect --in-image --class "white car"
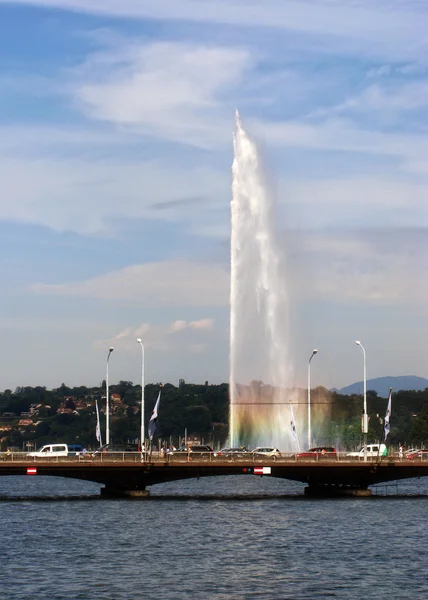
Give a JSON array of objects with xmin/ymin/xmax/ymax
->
[
  {"xmin": 346, "ymin": 443, "xmax": 387, "ymax": 458},
  {"xmin": 250, "ymin": 447, "xmax": 281, "ymax": 458},
  {"xmin": 27, "ymin": 444, "xmax": 69, "ymax": 458}
]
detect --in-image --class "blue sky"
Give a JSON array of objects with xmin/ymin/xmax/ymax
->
[{"xmin": 0, "ymin": 0, "xmax": 427, "ymax": 391}]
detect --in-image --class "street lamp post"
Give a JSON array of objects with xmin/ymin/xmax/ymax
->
[
  {"xmin": 106, "ymin": 346, "xmax": 114, "ymax": 445},
  {"xmin": 355, "ymin": 340, "xmax": 368, "ymax": 462},
  {"xmin": 308, "ymin": 349, "xmax": 318, "ymax": 449},
  {"xmin": 137, "ymin": 338, "xmax": 145, "ymax": 451}
]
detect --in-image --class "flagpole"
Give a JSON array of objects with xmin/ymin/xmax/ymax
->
[
  {"xmin": 308, "ymin": 349, "xmax": 318, "ymax": 449},
  {"xmin": 137, "ymin": 338, "xmax": 145, "ymax": 453},
  {"xmin": 106, "ymin": 346, "xmax": 114, "ymax": 446}
]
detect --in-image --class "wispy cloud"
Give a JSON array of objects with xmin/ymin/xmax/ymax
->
[
  {"xmin": 189, "ymin": 318, "xmax": 214, "ymax": 330},
  {"xmin": 282, "ymin": 178, "xmax": 428, "ymax": 229},
  {"xmin": 95, "ymin": 317, "xmax": 217, "ymax": 354},
  {"xmin": 287, "ymin": 228, "xmax": 428, "ymax": 305},
  {"xmin": 150, "ymin": 197, "xmax": 207, "ymax": 212},
  {"xmin": 253, "ymin": 118, "xmax": 428, "ymax": 173},
  {"xmin": 72, "ymin": 40, "xmax": 251, "ymax": 148},
  {"xmin": 0, "ymin": 153, "xmax": 227, "ymax": 234},
  {"xmin": 310, "ymin": 80, "xmax": 428, "ymax": 118},
  {"xmin": 169, "ymin": 320, "xmax": 188, "ymax": 333},
  {"xmin": 1, "ymin": 14, "xmax": 426, "ymax": 239},
  {"xmin": 30, "ymin": 259, "xmax": 229, "ymax": 307},
  {"xmin": 168, "ymin": 319, "xmax": 214, "ymax": 332},
  {"xmin": 4, "ymin": 0, "xmax": 427, "ymax": 62}
]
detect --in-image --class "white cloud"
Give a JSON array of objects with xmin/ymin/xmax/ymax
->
[
  {"xmin": 113, "ymin": 326, "xmax": 133, "ymax": 339},
  {"xmin": 169, "ymin": 320, "xmax": 188, "ymax": 333},
  {"xmin": 135, "ymin": 323, "xmax": 151, "ymax": 337},
  {"xmin": 1, "ymin": 31, "xmax": 427, "ymax": 239},
  {"xmin": 189, "ymin": 318, "xmax": 214, "ymax": 330},
  {"xmin": 169, "ymin": 318, "xmax": 215, "ymax": 332},
  {"xmin": 72, "ymin": 40, "xmax": 251, "ymax": 148},
  {"xmin": 0, "ymin": 40, "xmax": 243, "ymax": 235},
  {"xmin": 94, "ymin": 318, "xmax": 217, "ymax": 356},
  {"xmin": 30, "ymin": 259, "xmax": 229, "ymax": 307}
]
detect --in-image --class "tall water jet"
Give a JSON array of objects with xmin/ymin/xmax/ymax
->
[{"xmin": 230, "ymin": 112, "xmax": 298, "ymax": 450}]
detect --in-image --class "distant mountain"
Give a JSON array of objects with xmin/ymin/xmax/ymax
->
[{"xmin": 338, "ymin": 376, "xmax": 428, "ymax": 398}]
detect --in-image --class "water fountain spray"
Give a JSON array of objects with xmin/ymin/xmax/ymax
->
[{"xmin": 230, "ymin": 112, "xmax": 298, "ymax": 450}]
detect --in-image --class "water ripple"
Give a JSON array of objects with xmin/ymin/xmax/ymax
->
[{"xmin": 1, "ymin": 476, "xmax": 427, "ymax": 599}]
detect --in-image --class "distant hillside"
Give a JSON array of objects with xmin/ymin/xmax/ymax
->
[{"xmin": 338, "ymin": 376, "xmax": 428, "ymax": 398}]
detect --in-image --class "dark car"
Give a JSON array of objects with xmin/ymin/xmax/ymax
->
[
  {"xmin": 216, "ymin": 447, "xmax": 248, "ymax": 457},
  {"xmin": 170, "ymin": 445, "xmax": 213, "ymax": 457},
  {"xmin": 296, "ymin": 446, "xmax": 337, "ymax": 459}
]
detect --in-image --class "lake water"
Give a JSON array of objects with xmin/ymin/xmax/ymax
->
[{"xmin": 1, "ymin": 475, "xmax": 427, "ymax": 599}]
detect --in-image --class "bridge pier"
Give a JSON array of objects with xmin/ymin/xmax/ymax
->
[
  {"xmin": 100, "ymin": 487, "xmax": 150, "ymax": 498},
  {"xmin": 304, "ymin": 485, "xmax": 372, "ymax": 498}
]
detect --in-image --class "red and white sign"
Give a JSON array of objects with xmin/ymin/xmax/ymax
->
[
  {"xmin": 26, "ymin": 467, "xmax": 37, "ymax": 475},
  {"xmin": 254, "ymin": 467, "xmax": 271, "ymax": 475}
]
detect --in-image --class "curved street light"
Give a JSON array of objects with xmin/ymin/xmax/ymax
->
[
  {"xmin": 106, "ymin": 346, "xmax": 114, "ymax": 445},
  {"xmin": 137, "ymin": 338, "xmax": 145, "ymax": 452},
  {"xmin": 308, "ymin": 349, "xmax": 318, "ymax": 449},
  {"xmin": 355, "ymin": 340, "xmax": 368, "ymax": 462}
]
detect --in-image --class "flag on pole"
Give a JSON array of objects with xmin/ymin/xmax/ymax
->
[
  {"xmin": 95, "ymin": 399, "xmax": 102, "ymax": 447},
  {"xmin": 148, "ymin": 390, "xmax": 161, "ymax": 441},
  {"xmin": 290, "ymin": 403, "xmax": 300, "ymax": 452},
  {"xmin": 384, "ymin": 388, "xmax": 392, "ymax": 441}
]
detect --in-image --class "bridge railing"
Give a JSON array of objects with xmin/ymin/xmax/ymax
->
[
  {"xmin": 1, "ymin": 451, "xmax": 427, "ymax": 464},
  {"xmin": 0, "ymin": 451, "xmax": 144, "ymax": 463}
]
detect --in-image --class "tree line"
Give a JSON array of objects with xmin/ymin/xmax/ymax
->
[{"xmin": 0, "ymin": 381, "xmax": 427, "ymax": 450}]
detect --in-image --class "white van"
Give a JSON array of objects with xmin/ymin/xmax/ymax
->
[
  {"xmin": 347, "ymin": 444, "xmax": 387, "ymax": 458},
  {"xmin": 27, "ymin": 444, "xmax": 69, "ymax": 458}
]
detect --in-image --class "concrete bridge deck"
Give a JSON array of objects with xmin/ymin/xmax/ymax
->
[{"xmin": 1, "ymin": 454, "xmax": 427, "ymax": 497}]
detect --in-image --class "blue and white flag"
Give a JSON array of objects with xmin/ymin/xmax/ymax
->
[
  {"xmin": 384, "ymin": 388, "xmax": 392, "ymax": 441},
  {"xmin": 95, "ymin": 399, "xmax": 102, "ymax": 446},
  {"xmin": 148, "ymin": 390, "xmax": 161, "ymax": 441},
  {"xmin": 290, "ymin": 403, "xmax": 300, "ymax": 452}
]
